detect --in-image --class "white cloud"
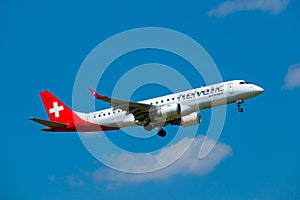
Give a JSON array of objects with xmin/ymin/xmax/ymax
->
[
  {"xmin": 283, "ymin": 63, "xmax": 300, "ymax": 89},
  {"xmin": 52, "ymin": 135, "xmax": 232, "ymax": 189},
  {"xmin": 49, "ymin": 174, "xmax": 85, "ymax": 187},
  {"xmin": 207, "ymin": 0, "xmax": 290, "ymax": 17},
  {"xmin": 65, "ymin": 175, "xmax": 85, "ymax": 187},
  {"xmin": 92, "ymin": 135, "xmax": 232, "ymax": 187}
]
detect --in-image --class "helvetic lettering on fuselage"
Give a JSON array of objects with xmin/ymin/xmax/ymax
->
[
  {"xmin": 29, "ymin": 80, "xmax": 263, "ymax": 137},
  {"xmin": 177, "ymin": 85, "xmax": 224, "ymax": 101}
]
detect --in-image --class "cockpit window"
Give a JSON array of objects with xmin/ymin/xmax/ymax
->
[{"xmin": 239, "ymin": 81, "xmax": 252, "ymax": 84}]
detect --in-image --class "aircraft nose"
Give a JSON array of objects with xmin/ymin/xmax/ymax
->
[{"xmin": 253, "ymin": 85, "xmax": 264, "ymax": 95}]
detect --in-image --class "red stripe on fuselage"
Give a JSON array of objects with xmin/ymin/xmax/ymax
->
[{"xmin": 46, "ymin": 112, "xmax": 119, "ymax": 132}]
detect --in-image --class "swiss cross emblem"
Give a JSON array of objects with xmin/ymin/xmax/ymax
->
[{"xmin": 49, "ymin": 102, "xmax": 64, "ymax": 118}]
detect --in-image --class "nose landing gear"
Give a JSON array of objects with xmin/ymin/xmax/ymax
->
[{"xmin": 237, "ymin": 100, "xmax": 244, "ymax": 113}]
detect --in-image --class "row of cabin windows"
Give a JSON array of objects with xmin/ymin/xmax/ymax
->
[
  {"xmin": 93, "ymin": 109, "xmax": 122, "ymax": 118},
  {"xmin": 150, "ymin": 97, "xmax": 176, "ymax": 105},
  {"xmin": 94, "ymin": 97, "xmax": 177, "ymax": 118}
]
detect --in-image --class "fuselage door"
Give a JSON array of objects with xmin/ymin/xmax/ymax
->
[
  {"xmin": 228, "ymin": 83, "xmax": 234, "ymax": 94},
  {"xmin": 85, "ymin": 114, "xmax": 91, "ymax": 126}
]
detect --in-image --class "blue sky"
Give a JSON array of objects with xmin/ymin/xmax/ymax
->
[{"xmin": 1, "ymin": 0, "xmax": 300, "ymax": 199}]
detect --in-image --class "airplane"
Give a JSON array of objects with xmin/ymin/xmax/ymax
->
[{"xmin": 29, "ymin": 80, "xmax": 263, "ymax": 137}]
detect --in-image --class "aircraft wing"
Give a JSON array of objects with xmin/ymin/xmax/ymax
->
[{"xmin": 89, "ymin": 88, "xmax": 155, "ymax": 122}]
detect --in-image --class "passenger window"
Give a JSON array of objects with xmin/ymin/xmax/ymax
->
[
  {"xmin": 167, "ymin": 99, "xmax": 169, "ymax": 101},
  {"xmin": 172, "ymin": 98, "xmax": 174, "ymax": 100},
  {"xmin": 98, "ymin": 115, "xmax": 101, "ymax": 117},
  {"xmin": 239, "ymin": 82, "xmax": 244, "ymax": 84},
  {"xmin": 161, "ymin": 100, "xmax": 163, "ymax": 103},
  {"xmin": 156, "ymin": 101, "xmax": 158, "ymax": 104}
]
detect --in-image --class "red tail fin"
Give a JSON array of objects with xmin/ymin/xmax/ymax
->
[{"xmin": 39, "ymin": 91, "xmax": 74, "ymax": 124}]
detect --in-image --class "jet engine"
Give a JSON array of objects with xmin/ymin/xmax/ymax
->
[
  {"xmin": 180, "ymin": 112, "xmax": 201, "ymax": 127},
  {"xmin": 156, "ymin": 103, "xmax": 181, "ymax": 118}
]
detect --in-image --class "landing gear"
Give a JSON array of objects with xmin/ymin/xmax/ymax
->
[
  {"xmin": 144, "ymin": 124, "xmax": 153, "ymax": 131},
  {"xmin": 157, "ymin": 129, "xmax": 166, "ymax": 137},
  {"xmin": 143, "ymin": 117, "xmax": 153, "ymax": 131},
  {"xmin": 237, "ymin": 100, "xmax": 244, "ymax": 113}
]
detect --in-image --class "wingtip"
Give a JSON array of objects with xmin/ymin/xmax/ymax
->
[
  {"xmin": 88, "ymin": 88, "xmax": 95, "ymax": 94},
  {"xmin": 88, "ymin": 88, "xmax": 105, "ymax": 99},
  {"xmin": 28, "ymin": 117, "xmax": 38, "ymax": 122}
]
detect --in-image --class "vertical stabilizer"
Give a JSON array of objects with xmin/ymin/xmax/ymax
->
[{"xmin": 39, "ymin": 91, "xmax": 74, "ymax": 124}]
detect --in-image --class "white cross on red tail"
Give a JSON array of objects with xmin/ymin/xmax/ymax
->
[{"xmin": 49, "ymin": 102, "xmax": 64, "ymax": 118}]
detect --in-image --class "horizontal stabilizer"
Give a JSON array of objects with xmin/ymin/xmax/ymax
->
[{"xmin": 29, "ymin": 118, "xmax": 68, "ymax": 128}]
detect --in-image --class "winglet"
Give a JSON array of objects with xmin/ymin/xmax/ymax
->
[{"xmin": 88, "ymin": 88, "xmax": 106, "ymax": 99}]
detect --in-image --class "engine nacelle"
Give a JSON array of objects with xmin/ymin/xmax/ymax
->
[
  {"xmin": 180, "ymin": 112, "xmax": 201, "ymax": 127},
  {"xmin": 180, "ymin": 104, "xmax": 196, "ymax": 116},
  {"xmin": 157, "ymin": 103, "xmax": 181, "ymax": 118}
]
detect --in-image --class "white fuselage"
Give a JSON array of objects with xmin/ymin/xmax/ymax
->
[{"xmin": 75, "ymin": 80, "xmax": 263, "ymax": 128}]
